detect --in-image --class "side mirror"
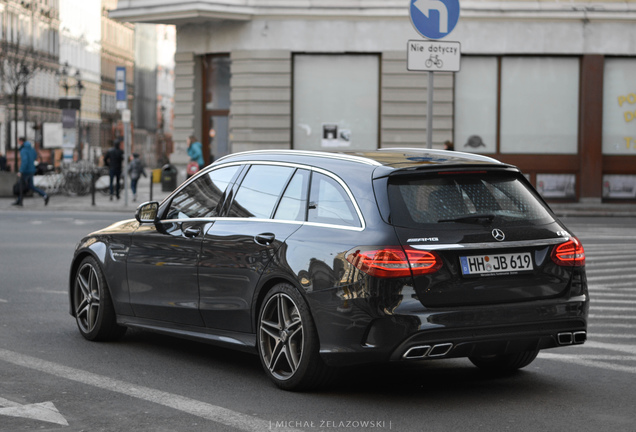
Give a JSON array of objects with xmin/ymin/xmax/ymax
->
[{"xmin": 135, "ymin": 201, "xmax": 159, "ymax": 223}]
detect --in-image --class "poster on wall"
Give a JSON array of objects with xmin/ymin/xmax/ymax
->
[
  {"xmin": 603, "ymin": 175, "xmax": 636, "ymax": 199},
  {"xmin": 321, "ymin": 124, "xmax": 351, "ymax": 148},
  {"xmin": 536, "ymin": 174, "xmax": 576, "ymax": 199}
]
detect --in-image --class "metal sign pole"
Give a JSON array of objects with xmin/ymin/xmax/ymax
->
[
  {"xmin": 122, "ymin": 109, "xmax": 131, "ymax": 207},
  {"xmin": 427, "ymin": 71, "xmax": 434, "ymax": 149}
]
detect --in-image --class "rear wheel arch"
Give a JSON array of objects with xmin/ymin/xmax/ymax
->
[
  {"xmin": 252, "ymin": 276, "xmax": 307, "ymax": 333},
  {"xmin": 256, "ymin": 281, "xmax": 336, "ymax": 390}
]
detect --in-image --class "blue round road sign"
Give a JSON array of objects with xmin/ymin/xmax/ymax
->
[{"xmin": 410, "ymin": 0, "xmax": 460, "ymax": 40}]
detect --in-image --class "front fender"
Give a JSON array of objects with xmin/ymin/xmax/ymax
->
[{"xmin": 68, "ymin": 225, "xmax": 136, "ymax": 317}]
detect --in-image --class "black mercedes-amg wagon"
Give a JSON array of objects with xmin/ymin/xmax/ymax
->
[{"xmin": 69, "ymin": 149, "xmax": 588, "ymax": 390}]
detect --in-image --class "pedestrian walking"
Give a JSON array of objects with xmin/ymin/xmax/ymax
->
[
  {"xmin": 12, "ymin": 137, "xmax": 49, "ymax": 207},
  {"xmin": 127, "ymin": 153, "xmax": 147, "ymax": 201},
  {"xmin": 104, "ymin": 139, "xmax": 124, "ymax": 200},
  {"xmin": 186, "ymin": 135, "xmax": 204, "ymax": 178}
]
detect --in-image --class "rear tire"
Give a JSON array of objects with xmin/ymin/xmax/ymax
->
[
  {"xmin": 257, "ymin": 283, "xmax": 335, "ymax": 391},
  {"xmin": 469, "ymin": 350, "xmax": 539, "ymax": 374},
  {"xmin": 72, "ymin": 256, "xmax": 126, "ymax": 341}
]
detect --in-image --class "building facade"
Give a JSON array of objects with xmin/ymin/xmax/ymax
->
[
  {"xmin": 100, "ymin": 0, "xmax": 134, "ymax": 152},
  {"xmin": 110, "ymin": 0, "xmax": 636, "ymax": 202},
  {"xmin": 0, "ymin": 0, "xmax": 60, "ymax": 167},
  {"xmin": 59, "ymin": 0, "xmax": 101, "ymax": 163}
]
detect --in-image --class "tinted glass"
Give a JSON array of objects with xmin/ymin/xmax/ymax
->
[
  {"xmin": 229, "ymin": 165, "xmax": 295, "ymax": 218},
  {"xmin": 388, "ymin": 172, "xmax": 554, "ymax": 227},
  {"xmin": 165, "ymin": 166, "xmax": 239, "ymax": 220},
  {"xmin": 274, "ymin": 169, "xmax": 310, "ymax": 222},
  {"xmin": 308, "ymin": 172, "xmax": 360, "ymax": 227}
]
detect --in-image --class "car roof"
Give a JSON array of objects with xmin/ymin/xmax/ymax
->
[{"xmin": 213, "ymin": 148, "xmax": 513, "ymax": 174}]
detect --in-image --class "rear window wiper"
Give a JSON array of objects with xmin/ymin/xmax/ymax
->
[{"xmin": 437, "ymin": 213, "xmax": 496, "ymax": 224}]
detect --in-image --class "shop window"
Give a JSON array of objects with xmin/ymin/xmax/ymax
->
[
  {"xmin": 203, "ymin": 55, "xmax": 230, "ymax": 161},
  {"xmin": 602, "ymin": 58, "xmax": 636, "ymax": 155},
  {"xmin": 500, "ymin": 57, "xmax": 579, "ymax": 154},
  {"xmin": 454, "ymin": 57, "xmax": 498, "ymax": 154},
  {"xmin": 293, "ymin": 54, "xmax": 379, "ymax": 151}
]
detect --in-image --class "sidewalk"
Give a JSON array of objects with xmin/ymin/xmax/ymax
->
[
  {"xmin": 1, "ymin": 174, "xmax": 636, "ymax": 216},
  {"xmin": 0, "ymin": 174, "xmax": 174, "ymax": 213}
]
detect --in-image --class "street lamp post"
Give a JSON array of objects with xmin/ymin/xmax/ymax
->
[
  {"xmin": 22, "ymin": 65, "xmax": 29, "ymax": 140},
  {"xmin": 74, "ymin": 70, "xmax": 86, "ymax": 158},
  {"xmin": 57, "ymin": 62, "xmax": 85, "ymax": 160},
  {"xmin": 13, "ymin": 65, "xmax": 31, "ymax": 172}
]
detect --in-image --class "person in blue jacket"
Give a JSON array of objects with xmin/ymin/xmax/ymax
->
[
  {"xmin": 186, "ymin": 135, "xmax": 204, "ymax": 178},
  {"xmin": 13, "ymin": 137, "xmax": 49, "ymax": 206}
]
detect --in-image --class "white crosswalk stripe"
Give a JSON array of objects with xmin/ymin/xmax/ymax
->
[{"xmin": 539, "ymin": 220, "xmax": 636, "ymax": 372}]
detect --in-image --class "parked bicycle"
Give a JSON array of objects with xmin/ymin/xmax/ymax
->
[{"xmin": 36, "ymin": 161, "xmax": 106, "ymax": 197}]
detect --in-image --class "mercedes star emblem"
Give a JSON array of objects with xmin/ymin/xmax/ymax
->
[{"xmin": 492, "ymin": 229, "xmax": 505, "ymax": 242}]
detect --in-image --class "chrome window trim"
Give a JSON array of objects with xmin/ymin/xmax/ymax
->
[
  {"xmin": 158, "ymin": 217, "xmax": 364, "ymax": 232},
  {"xmin": 408, "ymin": 237, "xmax": 569, "ymax": 251},
  {"xmin": 168, "ymin": 160, "xmax": 366, "ymax": 230}
]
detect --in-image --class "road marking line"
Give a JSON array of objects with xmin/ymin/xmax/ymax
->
[
  {"xmin": 0, "ymin": 397, "xmax": 68, "ymax": 426},
  {"xmin": 540, "ymin": 354, "xmax": 636, "ymax": 375},
  {"xmin": 592, "ymin": 300, "xmax": 636, "ymax": 304},
  {"xmin": 590, "ymin": 333, "xmax": 636, "ymax": 339},
  {"xmin": 592, "ymin": 293, "xmax": 636, "ymax": 298},
  {"xmin": 0, "ymin": 348, "xmax": 301, "ymax": 432},
  {"xmin": 582, "ymin": 341, "xmax": 636, "ymax": 355},
  {"xmin": 589, "ymin": 323, "xmax": 636, "ymax": 329}
]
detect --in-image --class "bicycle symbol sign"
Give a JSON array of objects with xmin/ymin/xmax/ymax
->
[
  {"xmin": 409, "ymin": 0, "xmax": 460, "ymax": 40},
  {"xmin": 407, "ymin": 40, "xmax": 461, "ymax": 72}
]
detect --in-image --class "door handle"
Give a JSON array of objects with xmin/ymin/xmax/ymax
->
[
  {"xmin": 254, "ymin": 233, "xmax": 276, "ymax": 246},
  {"xmin": 183, "ymin": 226, "xmax": 202, "ymax": 238}
]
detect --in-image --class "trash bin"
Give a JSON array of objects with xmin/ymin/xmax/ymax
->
[{"xmin": 161, "ymin": 164, "xmax": 178, "ymax": 192}]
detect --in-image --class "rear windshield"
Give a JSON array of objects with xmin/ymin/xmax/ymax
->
[{"xmin": 388, "ymin": 171, "xmax": 554, "ymax": 228}]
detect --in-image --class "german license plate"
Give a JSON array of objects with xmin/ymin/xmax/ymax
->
[{"xmin": 460, "ymin": 252, "xmax": 533, "ymax": 276}]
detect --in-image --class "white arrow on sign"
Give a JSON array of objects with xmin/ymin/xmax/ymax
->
[
  {"xmin": 413, "ymin": 0, "xmax": 449, "ymax": 33},
  {"xmin": 0, "ymin": 396, "xmax": 69, "ymax": 426}
]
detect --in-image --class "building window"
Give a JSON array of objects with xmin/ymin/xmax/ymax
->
[
  {"xmin": 455, "ymin": 56, "xmax": 580, "ymax": 155},
  {"xmin": 203, "ymin": 54, "xmax": 230, "ymax": 161},
  {"xmin": 500, "ymin": 57, "xmax": 579, "ymax": 154},
  {"xmin": 454, "ymin": 57, "xmax": 498, "ymax": 153},
  {"xmin": 603, "ymin": 58, "xmax": 636, "ymax": 155},
  {"xmin": 293, "ymin": 54, "xmax": 379, "ymax": 151}
]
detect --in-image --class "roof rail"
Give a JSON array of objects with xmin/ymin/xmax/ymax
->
[
  {"xmin": 378, "ymin": 147, "xmax": 503, "ymax": 164},
  {"xmin": 214, "ymin": 149, "xmax": 382, "ymax": 166}
]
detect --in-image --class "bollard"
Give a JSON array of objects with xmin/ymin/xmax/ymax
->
[
  {"xmin": 149, "ymin": 172, "xmax": 153, "ymax": 202},
  {"xmin": 91, "ymin": 171, "xmax": 96, "ymax": 206}
]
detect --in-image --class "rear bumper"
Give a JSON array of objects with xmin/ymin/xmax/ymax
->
[{"xmin": 315, "ymin": 294, "xmax": 588, "ymax": 367}]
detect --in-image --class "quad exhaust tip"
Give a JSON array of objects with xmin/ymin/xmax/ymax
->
[
  {"xmin": 558, "ymin": 331, "xmax": 587, "ymax": 345},
  {"xmin": 403, "ymin": 343, "xmax": 453, "ymax": 360}
]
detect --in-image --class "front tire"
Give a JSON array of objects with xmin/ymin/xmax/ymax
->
[
  {"xmin": 72, "ymin": 256, "xmax": 126, "ymax": 341},
  {"xmin": 257, "ymin": 283, "xmax": 334, "ymax": 391},
  {"xmin": 469, "ymin": 350, "xmax": 539, "ymax": 374}
]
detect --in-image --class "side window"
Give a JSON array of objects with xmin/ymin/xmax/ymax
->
[
  {"xmin": 165, "ymin": 165, "xmax": 239, "ymax": 220},
  {"xmin": 228, "ymin": 165, "xmax": 295, "ymax": 218},
  {"xmin": 274, "ymin": 169, "xmax": 310, "ymax": 222},
  {"xmin": 308, "ymin": 172, "xmax": 360, "ymax": 227}
]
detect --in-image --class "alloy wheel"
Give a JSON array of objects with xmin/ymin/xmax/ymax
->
[
  {"xmin": 259, "ymin": 293, "xmax": 304, "ymax": 381},
  {"xmin": 74, "ymin": 262, "xmax": 102, "ymax": 335}
]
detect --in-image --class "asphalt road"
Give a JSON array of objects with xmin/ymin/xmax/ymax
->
[{"xmin": 0, "ymin": 211, "xmax": 635, "ymax": 432}]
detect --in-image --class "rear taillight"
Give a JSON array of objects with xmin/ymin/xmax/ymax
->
[
  {"xmin": 346, "ymin": 247, "xmax": 442, "ymax": 278},
  {"xmin": 551, "ymin": 237, "xmax": 585, "ymax": 267}
]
